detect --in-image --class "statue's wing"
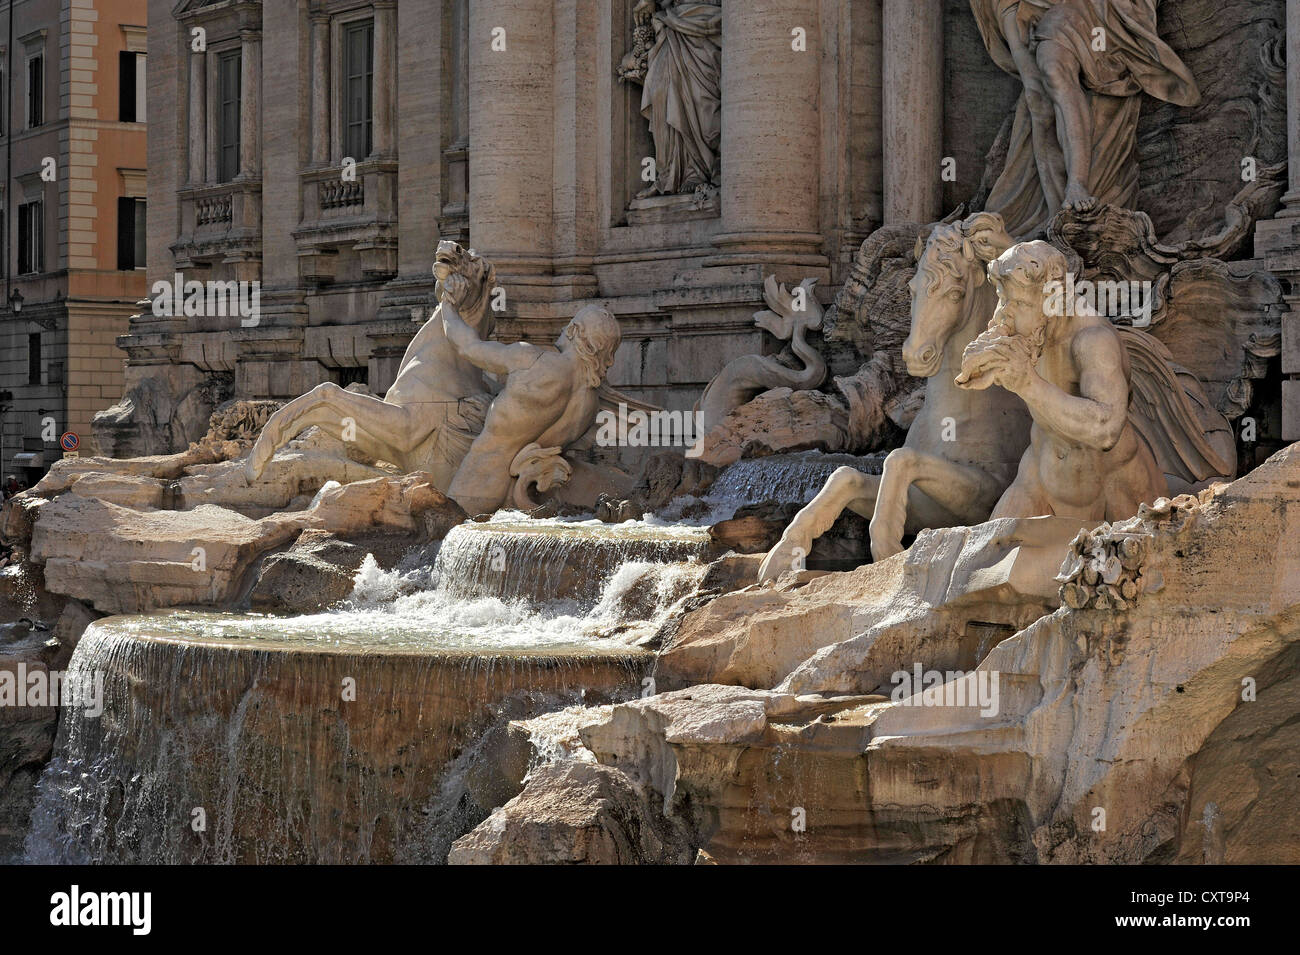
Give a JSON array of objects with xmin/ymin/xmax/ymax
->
[
  {"xmin": 1118, "ymin": 326, "xmax": 1235, "ymax": 487},
  {"xmin": 560, "ymin": 384, "xmax": 666, "ymax": 453},
  {"xmin": 597, "ymin": 383, "xmax": 663, "ymax": 416}
]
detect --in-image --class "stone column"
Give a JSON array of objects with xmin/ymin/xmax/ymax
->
[
  {"xmin": 188, "ymin": 48, "xmax": 207, "ymax": 185},
  {"xmin": 310, "ymin": 12, "xmax": 331, "ymax": 165},
  {"xmin": 709, "ymin": 0, "xmax": 825, "ymax": 271},
  {"xmin": 1279, "ymin": 0, "xmax": 1300, "ymax": 218},
  {"xmin": 373, "ymin": 1, "xmax": 397, "ymax": 158},
  {"xmin": 1256, "ymin": 0, "xmax": 1300, "ymax": 440},
  {"xmin": 239, "ymin": 30, "xmax": 262, "ymax": 178},
  {"xmin": 468, "ymin": 0, "xmax": 555, "ymax": 276},
  {"xmin": 882, "ymin": 0, "xmax": 943, "ymax": 224}
]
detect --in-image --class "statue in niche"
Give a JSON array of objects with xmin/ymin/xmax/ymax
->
[
  {"xmin": 971, "ymin": 0, "xmax": 1200, "ymax": 237},
  {"xmin": 618, "ymin": 0, "xmax": 721, "ymax": 200},
  {"xmin": 439, "ymin": 275, "xmax": 623, "ymax": 517},
  {"xmin": 955, "ymin": 240, "xmax": 1167, "ymax": 520}
]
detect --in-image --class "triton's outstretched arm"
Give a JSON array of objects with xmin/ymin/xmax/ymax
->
[{"xmin": 440, "ymin": 280, "xmax": 538, "ymax": 378}]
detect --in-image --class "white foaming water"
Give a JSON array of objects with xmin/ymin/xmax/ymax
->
[
  {"xmin": 112, "ymin": 517, "xmax": 712, "ymax": 653},
  {"xmin": 23, "ymin": 512, "xmax": 710, "ymax": 864}
]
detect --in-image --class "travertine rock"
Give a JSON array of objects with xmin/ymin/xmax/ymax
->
[
  {"xmin": 0, "ymin": 607, "xmax": 88, "ymax": 862},
  {"xmin": 537, "ymin": 442, "xmax": 1300, "ymax": 864},
  {"xmin": 695, "ymin": 388, "xmax": 853, "ymax": 468},
  {"xmin": 92, "ymin": 371, "xmax": 234, "ymax": 460},
  {"xmin": 662, "ymin": 516, "xmax": 1080, "ymax": 693},
  {"xmin": 447, "ymin": 760, "xmax": 694, "ymax": 865},
  {"xmin": 248, "ymin": 530, "xmax": 369, "ymax": 614},
  {"xmin": 24, "ymin": 473, "xmax": 465, "ymax": 615},
  {"xmin": 575, "ymin": 685, "xmax": 887, "ymax": 862}
]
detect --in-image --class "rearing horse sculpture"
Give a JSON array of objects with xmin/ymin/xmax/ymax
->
[{"xmin": 759, "ymin": 212, "xmax": 1032, "ymax": 582}]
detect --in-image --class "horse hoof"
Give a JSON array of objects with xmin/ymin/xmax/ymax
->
[{"xmin": 759, "ymin": 537, "xmax": 811, "ymax": 582}]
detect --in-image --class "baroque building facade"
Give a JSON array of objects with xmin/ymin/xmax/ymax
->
[
  {"xmin": 106, "ymin": 0, "xmax": 987, "ymax": 455},
  {"xmin": 104, "ymin": 0, "xmax": 1299, "ymax": 460}
]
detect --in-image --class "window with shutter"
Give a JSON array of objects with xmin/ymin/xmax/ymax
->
[
  {"xmin": 218, "ymin": 52, "xmax": 242, "ymax": 182},
  {"xmin": 18, "ymin": 201, "xmax": 43, "ymax": 275},
  {"xmin": 343, "ymin": 21, "xmax": 374, "ymax": 161},
  {"xmin": 118, "ymin": 197, "xmax": 147, "ymax": 270},
  {"xmin": 27, "ymin": 54, "xmax": 44, "ymax": 127}
]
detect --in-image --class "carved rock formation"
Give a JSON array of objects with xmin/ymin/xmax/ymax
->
[
  {"xmin": 662, "ymin": 515, "xmax": 1082, "ymax": 693},
  {"xmin": 454, "ymin": 442, "xmax": 1300, "ymax": 863},
  {"xmin": 9, "ymin": 472, "xmax": 464, "ymax": 615},
  {"xmin": 448, "ymin": 759, "xmax": 694, "ymax": 865}
]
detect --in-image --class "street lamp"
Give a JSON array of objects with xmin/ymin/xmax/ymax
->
[{"xmin": 7, "ymin": 289, "xmax": 22, "ymax": 314}]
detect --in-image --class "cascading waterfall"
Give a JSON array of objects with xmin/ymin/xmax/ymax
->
[
  {"xmin": 24, "ymin": 514, "xmax": 712, "ymax": 864},
  {"xmin": 434, "ymin": 514, "xmax": 712, "ymax": 606},
  {"xmin": 24, "ymin": 627, "xmax": 645, "ymax": 864},
  {"xmin": 653, "ymin": 451, "xmax": 888, "ymax": 525},
  {"xmin": 707, "ymin": 452, "xmax": 886, "ymax": 509}
]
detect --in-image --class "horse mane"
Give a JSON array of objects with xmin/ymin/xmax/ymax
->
[{"xmin": 916, "ymin": 212, "xmax": 1012, "ymax": 296}]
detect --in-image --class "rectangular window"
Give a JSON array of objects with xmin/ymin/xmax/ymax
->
[
  {"xmin": 342, "ymin": 20, "xmax": 374, "ymax": 161},
  {"xmin": 217, "ymin": 51, "xmax": 241, "ymax": 182},
  {"xmin": 28, "ymin": 334, "xmax": 41, "ymax": 386},
  {"xmin": 26, "ymin": 54, "xmax": 43, "ymax": 127},
  {"xmin": 119, "ymin": 52, "xmax": 147, "ymax": 122},
  {"xmin": 17, "ymin": 201, "xmax": 43, "ymax": 275},
  {"xmin": 137, "ymin": 53, "xmax": 147, "ymax": 120},
  {"xmin": 117, "ymin": 197, "xmax": 147, "ymax": 269}
]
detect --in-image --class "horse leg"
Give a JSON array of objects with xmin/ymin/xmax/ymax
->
[
  {"xmin": 869, "ymin": 449, "xmax": 1006, "ymax": 562},
  {"xmin": 245, "ymin": 384, "xmax": 416, "ymax": 480},
  {"xmin": 758, "ymin": 466, "xmax": 880, "ymax": 582}
]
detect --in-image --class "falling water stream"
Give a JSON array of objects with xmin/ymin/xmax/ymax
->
[
  {"xmin": 655, "ymin": 451, "xmax": 887, "ymax": 525},
  {"xmin": 22, "ymin": 451, "xmax": 884, "ymax": 864},
  {"xmin": 23, "ymin": 515, "xmax": 711, "ymax": 864}
]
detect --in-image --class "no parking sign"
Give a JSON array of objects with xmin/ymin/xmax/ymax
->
[{"xmin": 60, "ymin": 432, "xmax": 79, "ymax": 453}]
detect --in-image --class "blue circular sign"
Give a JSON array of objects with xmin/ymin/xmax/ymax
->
[{"xmin": 60, "ymin": 432, "xmax": 79, "ymax": 452}]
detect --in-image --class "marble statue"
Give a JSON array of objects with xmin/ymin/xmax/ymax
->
[
  {"xmin": 760, "ymin": 219, "xmax": 1237, "ymax": 582},
  {"xmin": 245, "ymin": 241, "xmax": 498, "ymax": 489},
  {"xmin": 955, "ymin": 239, "xmax": 1166, "ymax": 519},
  {"xmin": 759, "ymin": 213, "xmax": 1032, "ymax": 582},
  {"xmin": 439, "ymin": 274, "xmax": 623, "ymax": 516},
  {"xmin": 619, "ymin": 0, "xmax": 722, "ymax": 198},
  {"xmin": 971, "ymin": 0, "xmax": 1200, "ymax": 237},
  {"xmin": 697, "ymin": 276, "xmax": 827, "ymax": 436}
]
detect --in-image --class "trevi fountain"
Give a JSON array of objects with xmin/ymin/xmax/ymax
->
[{"xmin": 2, "ymin": 0, "xmax": 1299, "ymax": 875}]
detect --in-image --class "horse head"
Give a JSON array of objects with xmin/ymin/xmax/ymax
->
[
  {"xmin": 903, "ymin": 212, "xmax": 1012, "ymax": 378},
  {"xmin": 434, "ymin": 240, "xmax": 498, "ymax": 338}
]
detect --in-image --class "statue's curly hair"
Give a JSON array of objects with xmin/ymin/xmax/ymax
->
[
  {"xmin": 567, "ymin": 305, "xmax": 621, "ymax": 388},
  {"xmin": 986, "ymin": 239, "xmax": 1067, "ymax": 292}
]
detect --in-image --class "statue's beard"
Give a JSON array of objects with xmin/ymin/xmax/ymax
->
[{"xmin": 1023, "ymin": 320, "xmax": 1047, "ymax": 365}]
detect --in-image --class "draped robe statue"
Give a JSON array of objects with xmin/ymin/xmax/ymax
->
[
  {"xmin": 971, "ymin": 0, "xmax": 1200, "ymax": 238},
  {"xmin": 621, "ymin": 0, "xmax": 722, "ymax": 198}
]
